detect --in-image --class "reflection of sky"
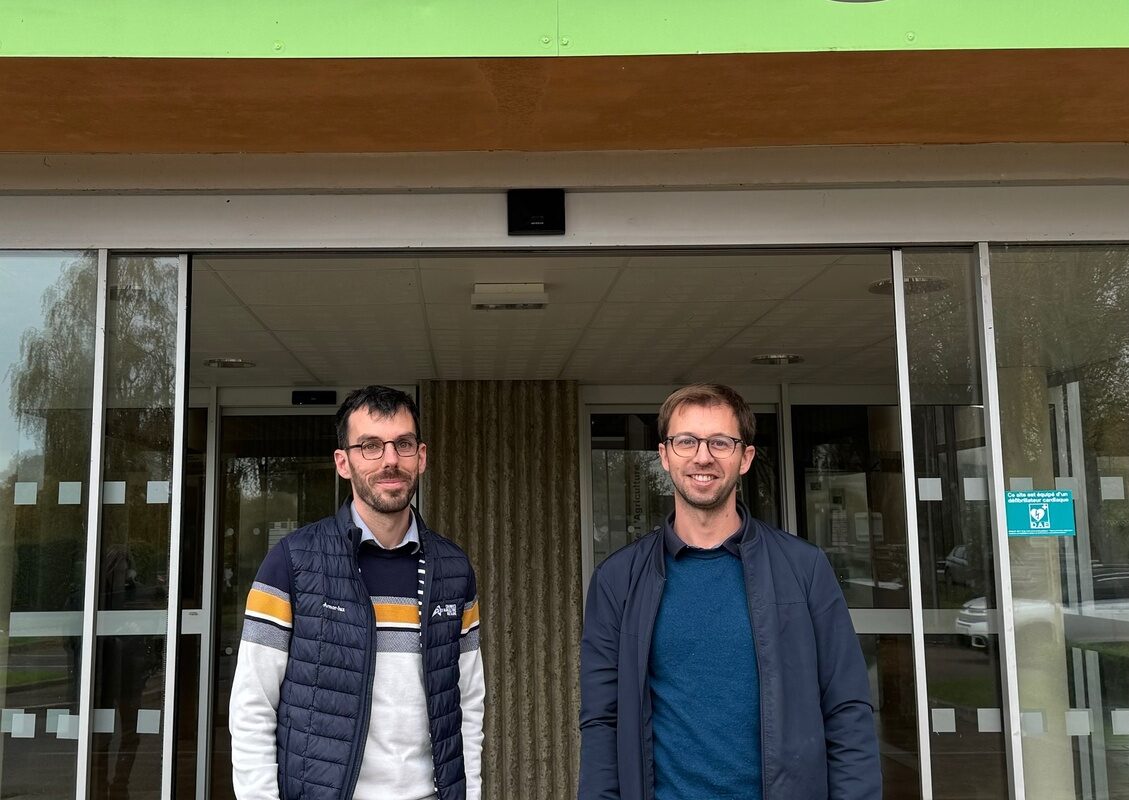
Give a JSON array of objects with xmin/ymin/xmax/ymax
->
[{"xmin": 0, "ymin": 254, "xmax": 79, "ymax": 478}]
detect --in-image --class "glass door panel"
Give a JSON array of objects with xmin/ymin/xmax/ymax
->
[
  {"xmin": 989, "ymin": 244, "xmax": 1129, "ymax": 800},
  {"xmin": 209, "ymin": 413, "xmax": 342, "ymax": 800},
  {"xmin": 902, "ymin": 248, "xmax": 1008, "ymax": 799},
  {"xmin": 0, "ymin": 251, "xmax": 98, "ymax": 800}
]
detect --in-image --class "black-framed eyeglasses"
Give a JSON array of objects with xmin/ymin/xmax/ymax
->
[
  {"xmin": 344, "ymin": 436, "xmax": 421, "ymax": 460},
  {"xmin": 665, "ymin": 434, "xmax": 744, "ymax": 458}
]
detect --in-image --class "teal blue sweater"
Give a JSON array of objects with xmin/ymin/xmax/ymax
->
[{"xmin": 649, "ymin": 547, "xmax": 762, "ymax": 799}]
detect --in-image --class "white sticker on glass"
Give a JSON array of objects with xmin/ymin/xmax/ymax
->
[
  {"xmin": 102, "ymin": 482, "xmax": 126, "ymax": 505},
  {"xmin": 13, "ymin": 483, "xmax": 37, "ymax": 506},
  {"xmin": 1, "ymin": 708, "xmax": 24, "ymax": 732},
  {"xmin": 977, "ymin": 708, "xmax": 1003, "ymax": 733},
  {"xmin": 1054, "ymin": 477, "xmax": 1078, "ymax": 492},
  {"xmin": 58, "ymin": 482, "xmax": 82, "ymax": 505},
  {"xmin": 137, "ymin": 709, "xmax": 161, "ymax": 735},
  {"xmin": 918, "ymin": 478, "xmax": 943, "ymax": 502},
  {"xmin": 1066, "ymin": 709, "xmax": 1092, "ymax": 736},
  {"xmin": 1113, "ymin": 709, "xmax": 1129, "ymax": 736},
  {"xmin": 93, "ymin": 708, "xmax": 116, "ymax": 733},
  {"xmin": 146, "ymin": 480, "xmax": 170, "ymax": 504},
  {"xmin": 931, "ymin": 708, "xmax": 956, "ymax": 733},
  {"xmin": 1100, "ymin": 476, "xmax": 1125, "ymax": 501},
  {"xmin": 963, "ymin": 477, "xmax": 988, "ymax": 502},
  {"xmin": 11, "ymin": 713, "xmax": 35, "ymax": 738},
  {"xmin": 56, "ymin": 714, "xmax": 79, "ymax": 740},
  {"xmin": 1021, "ymin": 711, "xmax": 1045, "ymax": 736},
  {"xmin": 46, "ymin": 709, "xmax": 67, "ymax": 734},
  {"xmin": 1009, "ymin": 477, "xmax": 1034, "ymax": 491}
]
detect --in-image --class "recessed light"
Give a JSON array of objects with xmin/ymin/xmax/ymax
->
[
  {"xmin": 203, "ymin": 357, "xmax": 256, "ymax": 369},
  {"xmin": 868, "ymin": 276, "xmax": 952, "ymax": 295},
  {"xmin": 749, "ymin": 353, "xmax": 804, "ymax": 366},
  {"xmin": 471, "ymin": 282, "xmax": 548, "ymax": 310}
]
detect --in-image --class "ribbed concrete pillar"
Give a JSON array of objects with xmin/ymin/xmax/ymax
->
[{"xmin": 420, "ymin": 380, "xmax": 582, "ymax": 800}]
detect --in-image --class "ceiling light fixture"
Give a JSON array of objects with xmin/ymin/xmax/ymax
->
[
  {"xmin": 203, "ymin": 357, "xmax": 257, "ymax": 369},
  {"xmin": 471, "ymin": 282, "xmax": 548, "ymax": 310},
  {"xmin": 867, "ymin": 276, "xmax": 952, "ymax": 295},
  {"xmin": 749, "ymin": 353, "xmax": 804, "ymax": 366}
]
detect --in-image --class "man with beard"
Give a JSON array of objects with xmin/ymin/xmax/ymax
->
[
  {"xmin": 578, "ymin": 384, "xmax": 880, "ymax": 800},
  {"xmin": 231, "ymin": 386, "xmax": 484, "ymax": 800}
]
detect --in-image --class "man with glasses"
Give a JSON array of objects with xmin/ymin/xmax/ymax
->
[
  {"xmin": 579, "ymin": 384, "xmax": 879, "ymax": 800},
  {"xmin": 230, "ymin": 386, "xmax": 484, "ymax": 800}
]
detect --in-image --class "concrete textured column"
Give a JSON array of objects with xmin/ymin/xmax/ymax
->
[
  {"xmin": 420, "ymin": 380, "xmax": 582, "ymax": 800},
  {"xmin": 996, "ymin": 365, "xmax": 1075, "ymax": 799}
]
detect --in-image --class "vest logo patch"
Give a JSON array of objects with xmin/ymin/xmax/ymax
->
[
  {"xmin": 431, "ymin": 603, "xmax": 458, "ymax": 618},
  {"xmin": 322, "ymin": 602, "xmax": 346, "ymax": 613}
]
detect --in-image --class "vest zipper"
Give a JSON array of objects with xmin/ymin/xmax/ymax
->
[
  {"xmin": 418, "ymin": 541, "xmax": 439, "ymax": 798},
  {"xmin": 343, "ymin": 545, "xmax": 376, "ymax": 800}
]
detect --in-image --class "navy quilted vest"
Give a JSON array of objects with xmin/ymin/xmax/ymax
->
[{"xmin": 276, "ymin": 503, "xmax": 472, "ymax": 800}]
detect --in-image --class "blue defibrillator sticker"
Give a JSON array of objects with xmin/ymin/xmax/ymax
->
[{"xmin": 1004, "ymin": 490, "xmax": 1075, "ymax": 537}]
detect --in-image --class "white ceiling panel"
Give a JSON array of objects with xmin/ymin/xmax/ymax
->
[
  {"xmin": 725, "ymin": 325, "xmax": 893, "ymax": 350},
  {"xmin": 191, "ymin": 304, "xmax": 267, "ymax": 333},
  {"xmin": 586, "ymin": 301, "xmax": 776, "ymax": 330},
  {"xmin": 199, "ymin": 256, "xmax": 418, "ymax": 273},
  {"xmin": 191, "ymin": 270, "xmax": 242, "ymax": 307},
  {"xmin": 420, "ymin": 265, "xmax": 619, "ymax": 304},
  {"xmin": 220, "ymin": 268, "xmax": 420, "ymax": 306},
  {"xmin": 609, "ymin": 266, "xmax": 823, "ymax": 302},
  {"xmin": 190, "ymin": 330, "xmax": 285, "ymax": 353},
  {"xmin": 426, "ymin": 303, "xmax": 597, "ymax": 331},
  {"xmin": 252, "ymin": 304, "xmax": 428, "ymax": 333},
  {"xmin": 752, "ymin": 299, "xmax": 893, "ymax": 328}
]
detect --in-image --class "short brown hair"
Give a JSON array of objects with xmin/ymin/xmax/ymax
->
[{"xmin": 658, "ymin": 383, "xmax": 756, "ymax": 444}]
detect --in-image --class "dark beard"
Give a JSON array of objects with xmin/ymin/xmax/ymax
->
[{"xmin": 352, "ymin": 468, "xmax": 418, "ymax": 514}]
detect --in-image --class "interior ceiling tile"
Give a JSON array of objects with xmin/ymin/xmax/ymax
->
[
  {"xmin": 426, "ymin": 303, "xmax": 597, "ymax": 330},
  {"xmin": 190, "ymin": 304, "xmax": 268, "ymax": 333},
  {"xmin": 586, "ymin": 301, "xmax": 776, "ymax": 329},
  {"xmin": 752, "ymin": 300, "xmax": 894, "ymax": 328},
  {"xmin": 274, "ymin": 329, "xmax": 428, "ymax": 352},
  {"xmin": 726, "ymin": 325, "xmax": 894, "ymax": 350},
  {"xmin": 190, "ymin": 269, "xmax": 242, "ymax": 307},
  {"xmin": 190, "ymin": 330, "xmax": 286, "ymax": 352},
  {"xmin": 420, "ymin": 264, "xmax": 621, "ymax": 304},
  {"xmin": 790, "ymin": 264, "xmax": 895, "ymax": 301},
  {"xmin": 203, "ymin": 256, "xmax": 418, "ymax": 273},
  {"xmin": 252, "ymin": 304, "xmax": 428, "ymax": 333},
  {"xmin": 220, "ymin": 268, "xmax": 420, "ymax": 306},
  {"xmin": 609, "ymin": 267, "xmax": 824, "ymax": 302}
]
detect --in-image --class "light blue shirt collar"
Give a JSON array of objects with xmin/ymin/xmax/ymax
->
[{"xmin": 350, "ymin": 501, "xmax": 420, "ymax": 553}]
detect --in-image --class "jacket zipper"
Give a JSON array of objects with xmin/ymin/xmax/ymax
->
[
  {"xmin": 343, "ymin": 536, "xmax": 377, "ymax": 800},
  {"xmin": 418, "ymin": 534, "xmax": 438, "ymax": 797},
  {"xmin": 741, "ymin": 541, "xmax": 769, "ymax": 800},
  {"xmin": 640, "ymin": 536, "xmax": 665, "ymax": 800}
]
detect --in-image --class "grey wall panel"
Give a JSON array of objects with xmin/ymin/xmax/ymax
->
[{"xmin": 421, "ymin": 380, "xmax": 582, "ymax": 800}]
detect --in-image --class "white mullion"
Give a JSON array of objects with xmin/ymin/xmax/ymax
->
[
  {"xmin": 974, "ymin": 241, "xmax": 1026, "ymax": 800},
  {"xmin": 195, "ymin": 384, "xmax": 221, "ymax": 800},
  {"xmin": 160, "ymin": 254, "xmax": 191, "ymax": 799},
  {"xmin": 891, "ymin": 248, "xmax": 934, "ymax": 800},
  {"xmin": 74, "ymin": 249, "xmax": 110, "ymax": 800}
]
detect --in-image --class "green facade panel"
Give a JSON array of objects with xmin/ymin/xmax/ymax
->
[{"xmin": 2, "ymin": 0, "xmax": 1128, "ymax": 58}]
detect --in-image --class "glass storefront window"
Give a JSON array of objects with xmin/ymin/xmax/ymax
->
[
  {"xmin": 209, "ymin": 413, "xmax": 342, "ymax": 800},
  {"xmin": 902, "ymin": 248, "xmax": 1009, "ymax": 799},
  {"xmin": 0, "ymin": 251, "xmax": 98, "ymax": 800},
  {"xmin": 989, "ymin": 245, "xmax": 1129, "ymax": 800},
  {"xmin": 90, "ymin": 255, "xmax": 182, "ymax": 800}
]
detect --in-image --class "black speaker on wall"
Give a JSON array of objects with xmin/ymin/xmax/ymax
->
[{"xmin": 507, "ymin": 189, "xmax": 565, "ymax": 235}]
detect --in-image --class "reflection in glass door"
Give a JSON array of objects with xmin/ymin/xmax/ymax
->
[
  {"xmin": 208, "ymin": 413, "xmax": 343, "ymax": 800},
  {"xmin": 989, "ymin": 245, "xmax": 1129, "ymax": 800}
]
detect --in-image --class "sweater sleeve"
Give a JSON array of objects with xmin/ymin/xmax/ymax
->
[
  {"xmin": 459, "ymin": 569, "xmax": 486, "ymax": 800},
  {"xmin": 230, "ymin": 542, "xmax": 293, "ymax": 800}
]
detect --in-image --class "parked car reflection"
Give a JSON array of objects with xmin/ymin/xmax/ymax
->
[{"xmin": 955, "ymin": 565, "xmax": 1129, "ymax": 649}]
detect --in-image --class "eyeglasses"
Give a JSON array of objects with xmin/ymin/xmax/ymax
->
[
  {"xmin": 344, "ymin": 436, "xmax": 421, "ymax": 460},
  {"xmin": 665, "ymin": 434, "xmax": 744, "ymax": 458}
]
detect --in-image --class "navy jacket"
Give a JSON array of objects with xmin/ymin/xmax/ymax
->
[
  {"xmin": 578, "ymin": 510, "xmax": 881, "ymax": 800},
  {"xmin": 277, "ymin": 503, "xmax": 475, "ymax": 800}
]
